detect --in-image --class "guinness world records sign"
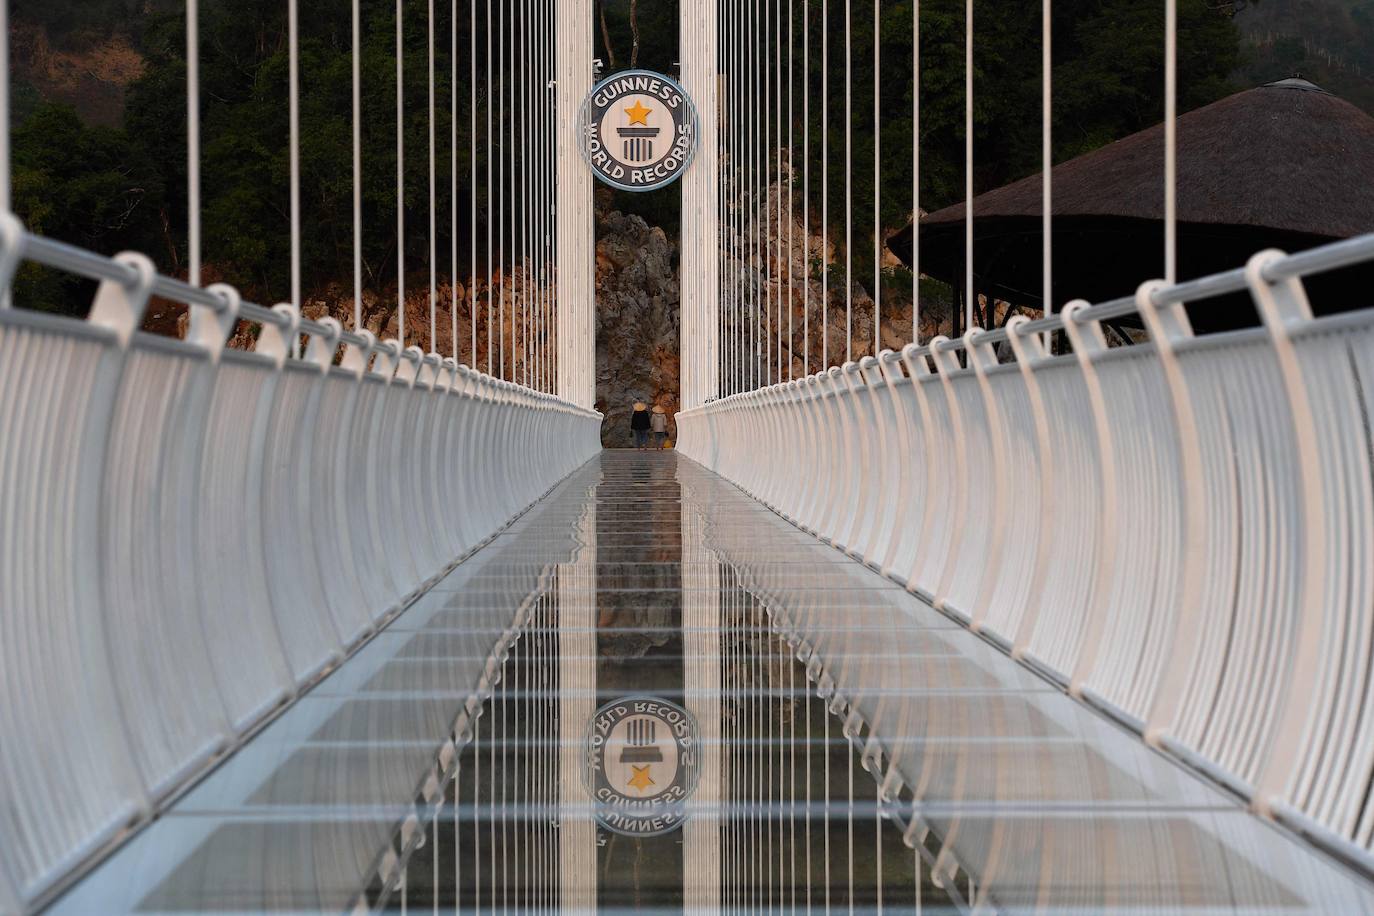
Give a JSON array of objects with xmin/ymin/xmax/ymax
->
[
  {"xmin": 584, "ymin": 695, "xmax": 701, "ymax": 836},
  {"xmin": 578, "ymin": 69, "xmax": 699, "ymax": 192}
]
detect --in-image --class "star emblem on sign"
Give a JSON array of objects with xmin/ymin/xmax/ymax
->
[
  {"xmin": 627, "ymin": 764, "xmax": 655, "ymax": 792},
  {"xmin": 624, "ymin": 100, "xmax": 652, "ymax": 125}
]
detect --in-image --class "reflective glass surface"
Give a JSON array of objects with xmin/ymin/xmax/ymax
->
[{"xmin": 52, "ymin": 452, "xmax": 1374, "ymax": 913}]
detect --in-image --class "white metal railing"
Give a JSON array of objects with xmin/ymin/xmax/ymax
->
[
  {"xmin": 676, "ymin": 232, "xmax": 1374, "ymax": 875},
  {"xmin": 0, "ymin": 213, "xmax": 601, "ymax": 912}
]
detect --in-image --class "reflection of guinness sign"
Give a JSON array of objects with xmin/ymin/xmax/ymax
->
[
  {"xmin": 585, "ymin": 695, "xmax": 700, "ymax": 836},
  {"xmin": 578, "ymin": 69, "xmax": 699, "ymax": 192}
]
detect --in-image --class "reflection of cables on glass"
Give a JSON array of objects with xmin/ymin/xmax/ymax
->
[{"xmin": 619, "ymin": 718, "xmax": 665, "ymax": 763}]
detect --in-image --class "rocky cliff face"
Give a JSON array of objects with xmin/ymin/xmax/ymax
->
[
  {"xmin": 594, "ymin": 193, "xmax": 681, "ymax": 448},
  {"xmin": 721, "ymin": 172, "xmax": 952, "ymax": 387},
  {"xmin": 11, "ymin": 21, "xmax": 146, "ymax": 127},
  {"xmin": 169, "ymin": 172, "xmax": 959, "ymax": 453}
]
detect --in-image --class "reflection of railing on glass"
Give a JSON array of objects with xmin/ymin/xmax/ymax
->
[{"xmin": 677, "ymin": 229, "xmax": 1374, "ymax": 880}]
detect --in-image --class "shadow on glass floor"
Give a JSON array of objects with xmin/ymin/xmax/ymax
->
[{"xmin": 51, "ymin": 451, "xmax": 1374, "ymax": 914}]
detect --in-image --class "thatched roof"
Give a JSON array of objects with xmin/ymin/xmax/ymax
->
[
  {"xmin": 887, "ymin": 80, "xmax": 1374, "ymax": 323},
  {"xmin": 917, "ymin": 78, "xmax": 1374, "ymax": 237}
]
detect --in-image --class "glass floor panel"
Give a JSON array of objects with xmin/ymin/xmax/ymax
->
[{"xmin": 50, "ymin": 451, "xmax": 1374, "ymax": 914}]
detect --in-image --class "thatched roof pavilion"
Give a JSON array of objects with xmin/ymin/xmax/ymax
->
[{"xmin": 889, "ymin": 79, "xmax": 1374, "ymax": 328}]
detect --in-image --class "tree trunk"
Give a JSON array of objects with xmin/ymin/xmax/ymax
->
[
  {"xmin": 596, "ymin": 0, "xmax": 618, "ymax": 69},
  {"xmin": 629, "ymin": 0, "xmax": 641, "ymax": 67}
]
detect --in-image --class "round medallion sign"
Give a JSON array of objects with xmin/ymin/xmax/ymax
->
[
  {"xmin": 585, "ymin": 695, "xmax": 700, "ymax": 835},
  {"xmin": 578, "ymin": 69, "xmax": 699, "ymax": 192}
]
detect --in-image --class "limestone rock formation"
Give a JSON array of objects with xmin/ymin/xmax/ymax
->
[{"xmin": 594, "ymin": 197, "xmax": 681, "ymax": 448}]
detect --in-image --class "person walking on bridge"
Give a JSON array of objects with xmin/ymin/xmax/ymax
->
[
  {"xmin": 651, "ymin": 405, "xmax": 669, "ymax": 449},
  {"xmin": 631, "ymin": 401, "xmax": 651, "ymax": 449}
]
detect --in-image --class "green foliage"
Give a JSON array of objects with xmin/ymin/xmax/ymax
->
[
  {"xmin": 12, "ymin": 0, "xmax": 512, "ymax": 312},
  {"xmin": 1232, "ymin": 0, "xmax": 1374, "ymax": 116},
  {"xmin": 788, "ymin": 0, "xmax": 1242, "ymax": 267},
  {"xmin": 9, "ymin": 0, "xmax": 1247, "ymax": 316},
  {"xmin": 11, "ymin": 102, "xmax": 165, "ymax": 312}
]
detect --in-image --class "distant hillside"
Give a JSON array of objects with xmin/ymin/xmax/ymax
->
[{"xmin": 1233, "ymin": 0, "xmax": 1374, "ymax": 113}]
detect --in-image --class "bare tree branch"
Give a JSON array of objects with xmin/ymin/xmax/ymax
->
[
  {"xmin": 629, "ymin": 0, "xmax": 641, "ymax": 68},
  {"xmin": 596, "ymin": 0, "xmax": 618, "ymax": 70}
]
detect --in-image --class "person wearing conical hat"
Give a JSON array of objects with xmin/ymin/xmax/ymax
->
[
  {"xmin": 650, "ymin": 404, "xmax": 669, "ymax": 449},
  {"xmin": 630, "ymin": 401, "xmax": 651, "ymax": 450}
]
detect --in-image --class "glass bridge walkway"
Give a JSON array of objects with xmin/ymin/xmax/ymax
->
[{"xmin": 51, "ymin": 452, "xmax": 1374, "ymax": 914}]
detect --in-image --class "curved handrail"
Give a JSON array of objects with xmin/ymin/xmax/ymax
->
[
  {"xmin": 676, "ymin": 229, "xmax": 1374, "ymax": 876},
  {"xmin": 0, "ymin": 216, "xmax": 601, "ymax": 911}
]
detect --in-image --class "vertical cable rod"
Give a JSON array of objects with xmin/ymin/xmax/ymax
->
[
  {"xmin": 963, "ymin": 0, "xmax": 972, "ymax": 330},
  {"xmin": 429, "ymin": 0, "xmax": 437, "ymax": 355},
  {"xmin": 519, "ymin": 0, "xmax": 528, "ymax": 387},
  {"xmin": 843, "ymin": 0, "xmax": 852, "ymax": 360},
  {"xmin": 471, "ymin": 0, "xmax": 479, "ymax": 365},
  {"xmin": 0, "ymin": 0, "xmax": 9, "ymax": 219},
  {"xmin": 872, "ymin": 0, "xmax": 880, "ymax": 356},
  {"xmin": 353, "ymin": 0, "xmax": 363, "ymax": 331},
  {"xmin": 750, "ymin": 0, "xmax": 759, "ymax": 390},
  {"xmin": 787, "ymin": 0, "xmax": 794, "ymax": 381},
  {"xmin": 1040, "ymin": 0, "xmax": 1051, "ymax": 344},
  {"xmin": 289, "ymin": 0, "xmax": 301, "ymax": 356},
  {"xmin": 802, "ymin": 0, "xmax": 809, "ymax": 375},
  {"xmin": 1164, "ymin": 0, "xmax": 1176, "ymax": 283},
  {"xmin": 774, "ymin": 0, "xmax": 783, "ymax": 384},
  {"xmin": 486, "ymin": 0, "xmax": 494, "ymax": 372},
  {"xmin": 764, "ymin": 0, "xmax": 772, "ymax": 387},
  {"xmin": 911, "ymin": 0, "xmax": 918, "ymax": 344},
  {"xmin": 397, "ymin": 0, "xmax": 407, "ymax": 349},
  {"xmin": 498, "ymin": 0, "xmax": 507, "ymax": 378},
  {"xmin": 451, "ymin": 0, "xmax": 459, "ymax": 356},
  {"xmin": 187, "ymin": 0, "xmax": 200, "ymax": 289},
  {"xmin": 818, "ymin": 0, "xmax": 829, "ymax": 368}
]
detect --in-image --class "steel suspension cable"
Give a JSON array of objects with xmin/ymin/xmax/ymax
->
[
  {"xmin": 1041, "ymin": 0, "xmax": 1051, "ymax": 342},
  {"xmin": 451, "ymin": 0, "xmax": 459, "ymax": 357},
  {"xmin": 531, "ymin": 0, "xmax": 540, "ymax": 390},
  {"xmin": 963, "ymin": 0, "xmax": 972, "ymax": 330},
  {"xmin": 911, "ymin": 0, "xmax": 918, "ymax": 344},
  {"xmin": 735, "ymin": 0, "xmax": 742, "ymax": 395},
  {"xmin": 471, "ymin": 0, "xmax": 479, "ymax": 365},
  {"xmin": 515, "ymin": 0, "xmax": 522, "ymax": 387},
  {"xmin": 187, "ymin": 0, "xmax": 200, "ymax": 289},
  {"xmin": 787, "ymin": 0, "xmax": 794, "ymax": 382},
  {"xmin": 0, "ymin": 0, "xmax": 7, "ymax": 219},
  {"xmin": 486, "ymin": 0, "xmax": 493, "ymax": 373},
  {"xmin": 353, "ymin": 0, "xmax": 363, "ymax": 331},
  {"xmin": 844, "ymin": 0, "xmax": 852, "ymax": 360},
  {"xmin": 1165, "ymin": 0, "xmax": 1176, "ymax": 283},
  {"xmin": 802, "ymin": 0, "xmax": 809, "ymax": 376},
  {"xmin": 749, "ymin": 0, "xmax": 757, "ymax": 391},
  {"xmin": 429, "ymin": 0, "xmax": 437, "ymax": 355},
  {"xmin": 820, "ymin": 0, "xmax": 828, "ymax": 371},
  {"xmin": 500, "ymin": 0, "xmax": 511, "ymax": 379},
  {"xmin": 775, "ymin": 0, "xmax": 783, "ymax": 383},
  {"xmin": 516, "ymin": 0, "xmax": 525, "ymax": 386},
  {"xmin": 731, "ymin": 0, "xmax": 740, "ymax": 395},
  {"xmin": 872, "ymin": 0, "xmax": 880, "ymax": 356},
  {"xmin": 396, "ymin": 0, "xmax": 406, "ymax": 349},
  {"xmin": 769, "ymin": 0, "xmax": 780, "ymax": 387},
  {"xmin": 288, "ymin": 0, "xmax": 302, "ymax": 357}
]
